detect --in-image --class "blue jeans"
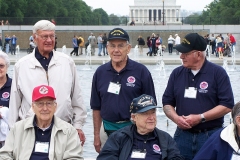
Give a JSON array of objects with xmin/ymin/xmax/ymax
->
[
  {"xmin": 98, "ymin": 43, "xmax": 103, "ymax": 55},
  {"xmin": 174, "ymin": 127, "xmax": 221, "ymax": 160},
  {"xmin": 148, "ymin": 47, "xmax": 152, "ymax": 53},
  {"xmin": 5, "ymin": 44, "xmax": 9, "ymax": 54},
  {"xmin": 102, "ymin": 44, "xmax": 108, "ymax": 55}
]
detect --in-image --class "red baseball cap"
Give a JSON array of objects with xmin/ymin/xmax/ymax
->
[{"xmin": 32, "ymin": 85, "xmax": 56, "ymax": 101}]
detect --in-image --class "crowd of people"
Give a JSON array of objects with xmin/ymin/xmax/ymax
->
[
  {"xmin": 0, "ymin": 19, "xmax": 239, "ymax": 160},
  {"xmin": 0, "ymin": 34, "xmax": 18, "ymax": 55},
  {"xmin": 205, "ymin": 33, "xmax": 236, "ymax": 58},
  {"xmin": 0, "ymin": 20, "xmax": 10, "ymax": 26}
]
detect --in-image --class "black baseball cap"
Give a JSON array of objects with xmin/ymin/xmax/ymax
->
[
  {"xmin": 108, "ymin": 28, "xmax": 130, "ymax": 41},
  {"xmin": 130, "ymin": 94, "xmax": 159, "ymax": 113},
  {"xmin": 175, "ymin": 33, "xmax": 207, "ymax": 53}
]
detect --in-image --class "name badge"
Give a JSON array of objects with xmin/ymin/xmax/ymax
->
[
  {"xmin": 184, "ymin": 87, "xmax": 197, "ymax": 99},
  {"xmin": 35, "ymin": 142, "xmax": 49, "ymax": 153},
  {"xmin": 232, "ymin": 153, "xmax": 240, "ymax": 160},
  {"xmin": 131, "ymin": 150, "xmax": 146, "ymax": 159},
  {"xmin": 107, "ymin": 82, "xmax": 121, "ymax": 95}
]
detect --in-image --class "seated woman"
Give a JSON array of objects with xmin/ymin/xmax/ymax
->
[
  {"xmin": 193, "ymin": 102, "xmax": 240, "ymax": 160},
  {"xmin": 97, "ymin": 94, "xmax": 184, "ymax": 160}
]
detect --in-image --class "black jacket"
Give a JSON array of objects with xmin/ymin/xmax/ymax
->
[{"xmin": 97, "ymin": 125, "xmax": 184, "ymax": 160}]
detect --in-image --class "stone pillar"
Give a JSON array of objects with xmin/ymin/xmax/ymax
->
[
  {"xmin": 170, "ymin": 9, "xmax": 172, "ymax": 22},
  {"xmin": 152, "ymin": 9, "xmax": 154, "ymax": 22}
]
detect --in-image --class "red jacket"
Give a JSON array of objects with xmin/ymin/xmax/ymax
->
[{"xmin": 230, "ymin": 35, "xmax": 236, "ymax": 43}]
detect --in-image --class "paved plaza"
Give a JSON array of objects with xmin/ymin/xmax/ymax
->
[{"xmin": 8, "ymin": 47, "xmax": 240, "ymax": 66}]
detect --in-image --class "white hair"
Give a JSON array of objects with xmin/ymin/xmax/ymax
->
[
  {"xmin": 33, "ymin": 20, "xmax": 55, "ymax": 34},
  {"xmin": 0, "ymin": 50, "xmax": 10, "ymax": 68}
]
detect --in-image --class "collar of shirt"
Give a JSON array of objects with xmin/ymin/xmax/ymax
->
[
  {"xmin": 1, "ymin": 74, "xmax": 12, "ymax": 89},
  {"xmin": 35, "ymin": 47, "xmax": 53, "ymax": 71},
  {"xmin": 33, "ymin": 115, "xmax": 54, "ymax": 131}
]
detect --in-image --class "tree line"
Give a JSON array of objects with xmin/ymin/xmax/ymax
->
[
  {"xmin": 185, "ymin": 0, "xmax": 240, "ymax": 25},
  {"xmin": 0, "ymin": 0, "xmax": 128, "ymax": 25}
]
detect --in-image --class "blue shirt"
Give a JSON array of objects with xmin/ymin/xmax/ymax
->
[
  {"xmin": 11, "ymin": 37, "xmax": 17, "ymax": 45},
  {"xmin": 162, "ymin": 60, "xmax": 234, "ymax": 130},
  {"xmin": 127, "ymin": 128, "xmax": 162, "ymax": 160},
  {"xmin": 30, "ymin": 116, "xmax": 54, "ymax": 160},
  {"xmin": 0, "ymin": 74, "xmax": 12, "ymax": 107},
  {"xmin": 35, "ymin": 47, "xmax": 53, "ymax": 71},
  {"xmin": 90, "ymin": 58, "xmax": 156, "ymax": 122}
]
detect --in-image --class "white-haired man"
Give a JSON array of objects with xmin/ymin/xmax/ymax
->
[{"xmin": 8, "ymin": 20, "xmax": 87, "ymax": 146}]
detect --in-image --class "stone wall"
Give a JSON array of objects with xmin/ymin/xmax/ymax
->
[{"xmin": 0, "ymin": 25, "xmax": 239, "ymax": 51}]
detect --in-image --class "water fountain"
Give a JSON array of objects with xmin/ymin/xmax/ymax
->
[
  {"xmin": 133, "ymin": 45, "xmax": 139, "ymax": 62},
  {"xmin": 61, "ymin": 45, "xmax": 66, "ymax": 54},
  {"xmin": 154, "ymin": 45, "xmax": 167, "ymax": 78},
  {"xmin": 229, "ymin": 46, "xmax": 236, "ymax": 71},
  {"xmin": 222, "ymin": 59, "xmax": 229, "ymax": 74},
  {"xmin": 15, "ymin": 45, "xmax": 20, "ymax": 62},
  {"xmin": 82, "ymin": 44, "xmax": 92, "ymax": 70}
]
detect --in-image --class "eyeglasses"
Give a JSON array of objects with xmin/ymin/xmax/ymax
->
[
  {"xmin": 34, "ymin": 101, "xmax": 56, "ymax": 108},
  {"xmin": 107, "ymin": 43, "xmax": 129, "ymax": 50},
  {"xmin": 0, "ymin": 64, "xmax": 6, "ymax": 69},
  {"xmin": 36, "ymin": 34, "xmax": 55, "ymax": 40},
  {"xmin": 181, "ymin": 51, "xmax": 197, "ymax": 57}
]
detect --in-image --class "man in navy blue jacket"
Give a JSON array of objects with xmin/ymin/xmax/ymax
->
[
  {"xmin": 162, "ymin": 33, "xmax": 234, "ymax": 160},
  {"xmin": 90, "ymin": 28, "xmax": 156, "ymax": 153}
]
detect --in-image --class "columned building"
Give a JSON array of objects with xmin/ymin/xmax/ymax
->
[{"xmin": 129, "ymin": 0, "xmax": 181, "ymax": 25}]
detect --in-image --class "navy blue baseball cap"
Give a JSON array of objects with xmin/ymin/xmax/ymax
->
[
  {"xmin": 108, "ymin": 28, "xmax": 130, "ymax": 41},
  {"xmin": 130, "ymin": 94, "xmax": 159, "ymax": 113},
  {"xmin": 175, "ymin": 33, "xmax": 207, "ymax": 53}
]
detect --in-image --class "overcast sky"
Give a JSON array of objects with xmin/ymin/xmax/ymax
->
[{"xmin": 84, "ymin": 0, "xmax": 213, "ymax": 15}]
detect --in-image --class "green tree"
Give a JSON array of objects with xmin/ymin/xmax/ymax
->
[
  {"xmin": 93, "ymin": 8, "xmax": 109, "ymax": 25},
  {"xmin": 109, "ymin": 14, "xmax": 121, "ymax": 25}
]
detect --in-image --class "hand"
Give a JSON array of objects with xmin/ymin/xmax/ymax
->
[
  {"xmin": 175, "ymin": 115, "xmax": 192, "ymax": 129},
  {"xmin": 94, "ymin": 135, "xmax": 101, "ymax": 153},
  {"xmin": 77, "ymin": 129, "xmax": 85, "ymax": 146},
  {"xmin": 182, "ymin": 114, "xmax": 201, "ymax": 127}
]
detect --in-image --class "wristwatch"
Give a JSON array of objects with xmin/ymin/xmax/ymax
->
[{"xmin": 200, "ymin": 114, "xmax": 206, "ymax": 123}]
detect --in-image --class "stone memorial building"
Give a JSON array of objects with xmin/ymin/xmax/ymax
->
[{"xmin": 129, "ymin": 0, "xmax": 181, "ymax": 25}]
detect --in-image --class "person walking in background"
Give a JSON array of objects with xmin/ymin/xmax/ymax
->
[
  {"xmin": 229, "ymin": 33, "xmax": 236, "ymax": 54},
  {"xmin": 150, "ymin": 33, "xmax": 156, "ymax": 56},
  {"xmin": 0, "ymin": 34, "xmax": 2, "ymax": 51},
  {"xmin": 102, "ymin": 33, "xmax": 108, "ymax": 56},
  {"xmin": 146, "ymin": 36, "xmax": 152, "ymax": 56},
  {"xmin": 174, "ymin": 34, "xmax": 181, "ymax": 55},
  {"xmin": 210, "ymin": 33, "xmax": 216, "ymax": 55},
  {"xmin": 216, "ymin": 35, "xmax": 224, "ymax": 59},
  {"xmin": 162, "ymin": 33, "xmax": 234, "ymax": 160},
  {"xmin": 88, "ymin": 32, "xmax": 97, "ymax": 55},
  {"xmin": 155, "ymin": 34, "xmax": 162, "ymax": 56},
  {"xmin": 51, "ymin": 19, "xmax": 56, "ymax": 25},
  {"xmin": 10, "ymin": 35, "xmax": 17, "ymax": 55},
  {"xmin": 77, "ymin": 35, "xmax": 84, "ymax": 55},
  {"xmin": 91, "ymin": 27, "xmax": 156, "ymax": 153},
  {"xmin": 8, "ymin": 20, "xmax": 87, "ymax": 146},
  {"xmin": 137, "ymin": 35, "xmax": 145, "ymax": 55},
  {"xmin": 70, "ymin": 35, "xmax": 78, "ymax": 56},
  {"xmin": 97, "ymin": 33, "xmax": 103, "ymax": 56},
  {"xmin": 4, "ymin": 35, "xmax": 11, "ymax": 54},
  {"xmin": 168, "ymin": 34, "xmax": 175, "ymax": 54},
  {"xmin": 0, "ymin": 51, "xmax": 12, "ymax": 148}
]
